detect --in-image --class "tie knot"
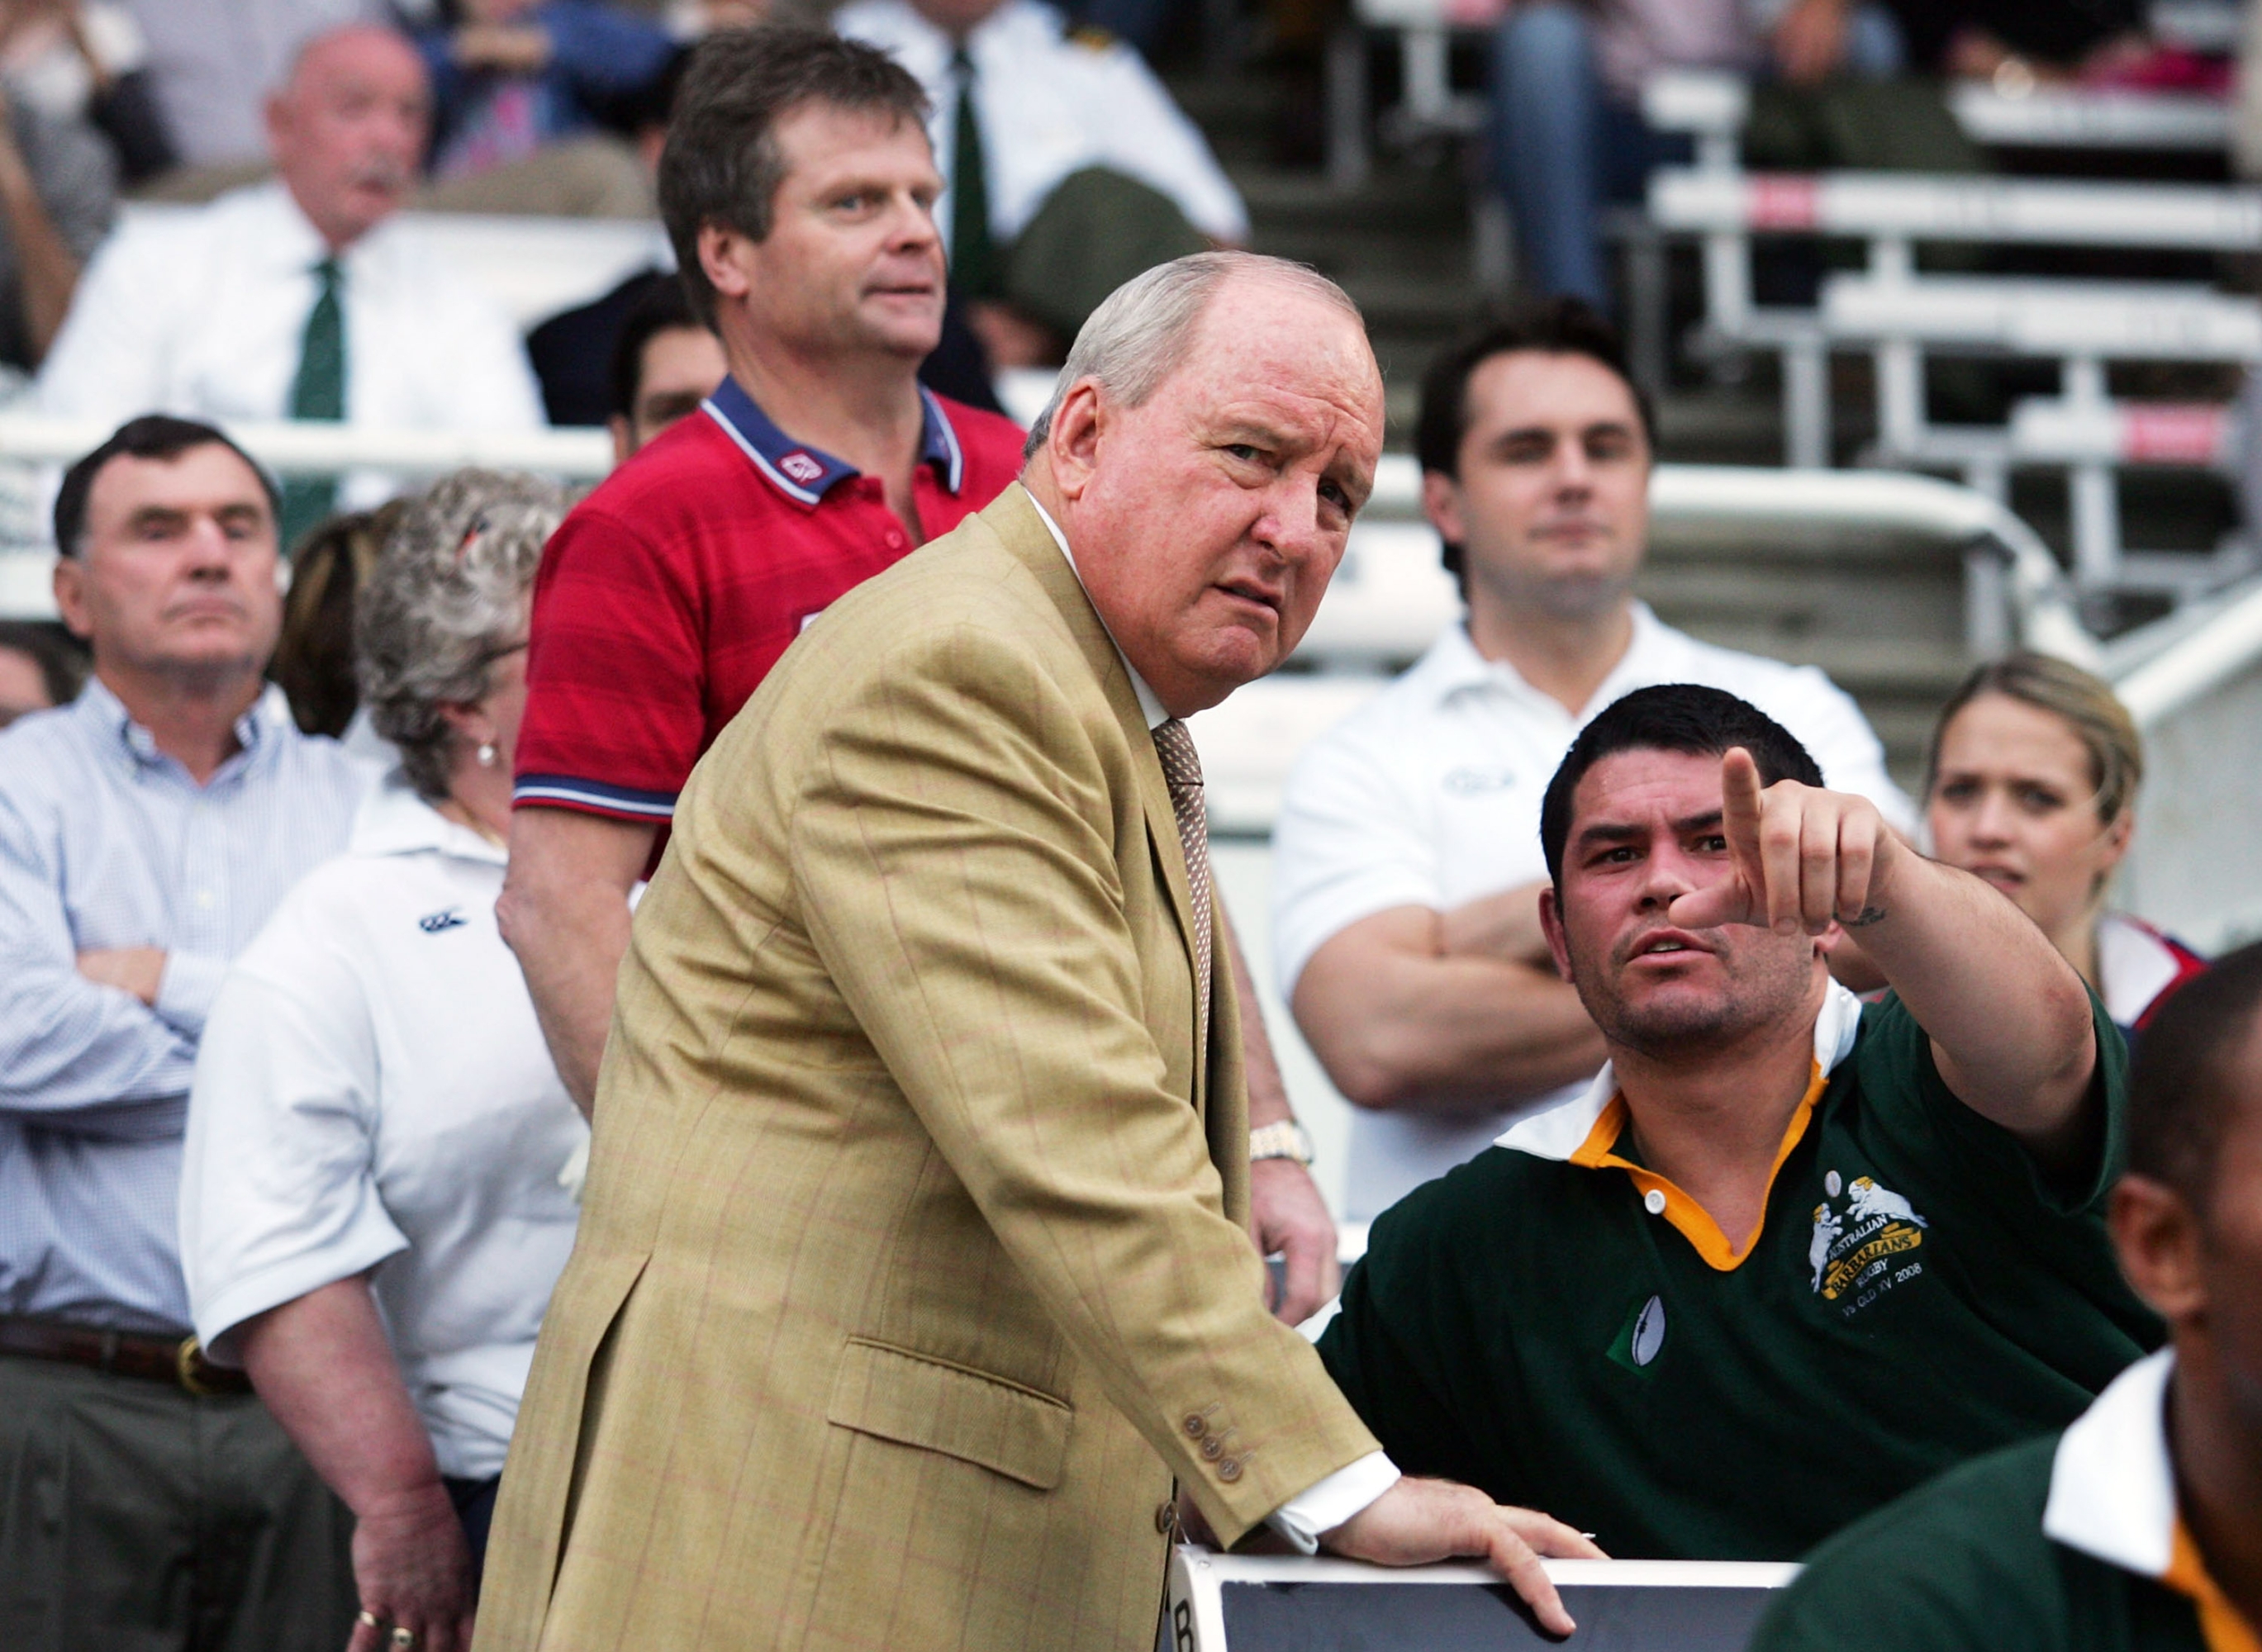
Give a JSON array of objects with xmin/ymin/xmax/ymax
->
[
  {"xmin": 952, "ymin": 44, "xmax": 975, "ymax": 76},
  {"xmin": 313, "ymin": 256, "xmax": 342, "ymax": 292},
  {"xmin": 1152, "ymin": 718, "xmax": 1203, "ymax": 795}
]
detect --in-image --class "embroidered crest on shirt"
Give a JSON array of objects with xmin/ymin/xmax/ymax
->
[
  {"xmin": 1809, "ymin": 1170, "xmax": 1929, "ymax": 1313},
  {"xmin": 418, "ymin": 907, "xmax": 468, "ymax": 933},
  {"xmin": 777, "ymin": 450, "xmax": 826, "ymax": 485}
]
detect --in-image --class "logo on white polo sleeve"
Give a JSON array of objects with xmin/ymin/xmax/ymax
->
[
  {"xmin": 418, "ymin": 907, "xmax": 468, "ymax": 933},
  {"xmin": 1810, "ymin": 1172, "xmax": 1929, "ymax": 1316}
]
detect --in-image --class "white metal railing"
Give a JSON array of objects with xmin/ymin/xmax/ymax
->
[
  {"xmin": 0, "ymin": 413, "xmax": 615, "ymax": 479},
  {"xmin": 2115, "ymin": 574, "xmax": 2262, "ymax": 729}
]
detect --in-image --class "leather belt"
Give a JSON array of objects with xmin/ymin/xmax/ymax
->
[{"xmin": 0, "ymin": 1316, "xmax": 254, "ymax": 1397}]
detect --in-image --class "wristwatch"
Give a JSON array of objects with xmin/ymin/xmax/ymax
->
[{"xmin": 1248, "ymin": 1121, "xmax": 1316, "ymax": 1166}]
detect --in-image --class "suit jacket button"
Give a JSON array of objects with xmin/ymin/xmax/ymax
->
[
  {"xmin": 1156, "ymin": 1500, "xmax": 1176, "ymax": 1534},
  {"xmin": 1183, "ymin": 1414, "xmax": 1206, "ymax": 1438},
  {"xmin": 1200, "ymin": 1436, "xmax": 1224, "ymax": 1460},
  {"xmin": 1217, "ymin": 1458, "xmax": 1242, "ymax": 1483}
]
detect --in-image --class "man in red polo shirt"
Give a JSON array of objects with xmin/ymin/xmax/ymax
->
[
  {"xmin": 501, "ymin": 27, "xmax": 1023, "ymax": 1103},
  {"xmin": 503, "ymin": 26, "xmax": 1344, "ymax": 1327}
]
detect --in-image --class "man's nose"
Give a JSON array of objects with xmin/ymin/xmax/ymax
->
[
  {"xmin": 1637, "ymin": 841, "xmax": 1697, "ymax": 905},
  {"xmin": 887, "ymin": 193, "xmax": 942, "ymax": 249},
  {"xmin": 1552, "ymin": 438, "xmax": 1594, "ymax": 494}
]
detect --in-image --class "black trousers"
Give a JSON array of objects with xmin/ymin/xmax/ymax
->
[{"xmin": 0, "ymin": 1352, "xmax": 357, "ymax": 1652}]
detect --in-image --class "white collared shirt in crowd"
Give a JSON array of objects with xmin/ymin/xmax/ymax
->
[
  {"xmin": 1272, "ymin": 604, "xmax": 1914, "ymax": 1222},
  {"xmin": 181, "ymin": 778, "xmax": 587, "ymax": 1481},
  {"xmin": 832, "ymin": 0, "xmax": 1247, "ymax": 251},
  {"xmin": 37, "ymin": 180, "xmax": 544, "ymax": 514}
]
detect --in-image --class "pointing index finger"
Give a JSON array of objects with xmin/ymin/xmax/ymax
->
[{"xmin": 1719, "ymin": 747, "xmax": 1767, "ymax": 889}]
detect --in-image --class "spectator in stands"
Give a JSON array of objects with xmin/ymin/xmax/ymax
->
[
  {"xmin": 499, "ymin": 25, "xmax": 1024, "ymax": 1115},
  {"xmin": 0, "ymin": 615, "xmax": 81, "ymax": 722},
  {"xmin": 269, "ymin": 502, "xmax": 403, "ymax": 741},
  {"xmin": 1, "ymin": 1, "xmax": 175, "ymax": 183},
  {"xmin": 603, "ymin": 273, "xmax": 724, "ymax": 463},
  {"xmin": 1886, "ymin": 0, "xmax": 2149, "ymax": 88},
  {"xmin": 505, "ymin": 31, "xmax": 1347, "ymax": 1328},
  {"xmin": 0, "ymin": 415, "xmax": 368, "ymax": 1647},
  {"xmin": 835, "ymin": 0, "xmax": 1246, "ymax": 366},
  {"xmin": 1273, "ymin": 302, "xmax": 1908, "ymax": 1222},
  {"xmin": 124, "ymin": 0, "xmax": 387, "ymax": 176},
  {"xmin": 415, "ymin": 0, "xmax": 677, "ymax": 218},
  {"xmin": 1754, "ymin": 941, "xmax": 2262, "ymax": 1652},
  {"xmin": 1489, "ymin": 0, "xmax": 1920, "ymax": 311},
  {"xmin": 36, "ymin": 24, "xmax": 544, "ymax": 552},
  {"xmin": 1317, "ymin": 683, "xmax": 2160, "ymax": 1559},
  {"xmin": 0, "ymin": 70, "xmax": 116, "ymax": 368},
  {"xmin": 1926, "ymin": 652, "xmax": 2204, "ymax": 1037},
  {"xmin": 181, "ymin": 471, "xmax": 584, "ymax": 1652}
]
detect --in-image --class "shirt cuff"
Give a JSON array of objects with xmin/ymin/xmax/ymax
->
[
  {"xmin": 1264, "ymin": 1451, "xmax": 1400, "ymax": 1555},
  {"xmin": 154, "ymin": 951, "xmax": 228, "ymax": 1037}
]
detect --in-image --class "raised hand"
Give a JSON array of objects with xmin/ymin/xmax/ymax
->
[{"xmin": 1667, "ymin": 748, "xmax": 1893, "ymax": 937}]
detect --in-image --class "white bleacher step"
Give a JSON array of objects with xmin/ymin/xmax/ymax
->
[
  {"xmin": 1944, "ymin": 83, "xmax": 2230, "ymax": 152},
  {"xmin": 1648, "ymin": 167, "xmax": 2262, "ymax": 251},
  {"xmin": 1820, "ymin": 273, "xmax": 2262, "ymax": 361}
]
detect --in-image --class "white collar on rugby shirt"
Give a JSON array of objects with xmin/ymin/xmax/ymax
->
[
  {"xmin": 2044, "ymin": 1347, "xmax": 2179, "ymax": 1578},
  {"xmin": 348, "ymin": 774, "xmax": 509, "ymax": 869},
  {"xmin": 1028, "ymin": 493, "xmax": 1169, "ymax": 732},
  {"xmin": 1495, "ymin": 977, "xmax": 1865, "ymax": 1161}
]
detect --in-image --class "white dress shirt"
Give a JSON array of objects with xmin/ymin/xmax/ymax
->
[
  {"xmin": 181, "ymin": 780, "xmax": 587, "ymax": 1481},
  {"xmin": 1273, "ymin": 604, "xmax": 1913, "ymax": 1221},
  {"xmin": 1032, "ymin": 496, "xmax": 1399, "ymax": 1546},
  {"xmin": 834, "ymin": 0, "xmax": 1247, "ymax": 249},
  {"xmin": 38, "ymin": 182, "xmax": 544, "ymax": 516}
]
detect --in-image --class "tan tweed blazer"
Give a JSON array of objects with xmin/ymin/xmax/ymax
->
[{"xmin": 472, "ymin": 484, "xmax": 1379, "ymax": 1652}]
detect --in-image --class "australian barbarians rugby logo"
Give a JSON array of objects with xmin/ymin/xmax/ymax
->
[{"xmin": 1808, "ymin": 1170, "xmax": 1929, "ymax": 1317}]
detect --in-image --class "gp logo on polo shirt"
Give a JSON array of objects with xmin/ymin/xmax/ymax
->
[
  {"xmin": 777, "ymin": 450, "xmax": 826, "ymax": 485},
  {"xmin": 1809, "ymin": 1169, "xmax": 1930, "ymax": 1317}
]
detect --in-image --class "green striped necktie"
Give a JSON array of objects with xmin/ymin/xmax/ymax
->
[
  {"xmin": 949, "ymin": 48, "xmax": 999, "ymax": 301},
  {"xmin": 278, "ymin": 255, "xmax": 345, "ymax": 553}
]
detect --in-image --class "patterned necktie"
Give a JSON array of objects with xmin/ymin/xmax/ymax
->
[
  {"xmin": 278, "ymin": 256, "xmax": 345, "ymax": 553},
  {"xmin": 948, "ymin": 47, "xmax": 998, "ymax": 301},
  {"xmin": 1152, "ymin": 717, "xmax": 1213, "ymax": 1035}
]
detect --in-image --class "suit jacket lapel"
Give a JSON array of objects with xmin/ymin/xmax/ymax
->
[{"xmin": 977, "ymin": 485, "xmax": 1212, "ymax": 1094}]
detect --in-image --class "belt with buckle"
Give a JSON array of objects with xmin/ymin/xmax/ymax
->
[{"xmin": 0, "ymin": 1315, "xmax": 254, "ymax": 1396}]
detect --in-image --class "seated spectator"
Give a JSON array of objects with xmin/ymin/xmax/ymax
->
[
  {"xmin": 1754, "ymin": 943, "xmax": 2262, "ymax": 1652},
  {"xmin": 1316, "ymin": 684, "xmax": 2161, "ymax": 1559},
  {"xmin": 0, "ymin": 414, "xmax": 368, "ymax": 1647},
  {"xmin": 36, "ymin": 24, "xmax": 544, "ymax": 552},
  {"xmin": 1490, "ymin": 0, "xmax": 1947, "ymax": 312},
  {"xmin": 1273, "ymin": 302, "xmax": 1908, "ymax": 1222},
  {"xmin": 1887, "ymin": 0, "xmax": 2150, "ymax": 90},
  {"xmin": 1, "ymin": 1, "xmax": 175, "ymax": 183},
  {"xmin": 416, "ymin": 0, "xmax": 677, "ymax": 217},
  {"xmin": 181, "ymin": 471, "xmax": 585, "ymax": 1652},
  {"xmin": 1927, "ymin": 653, "xmax": 2204, "ymax": 1037},
  {"xmin": 268, "ymin": 501, "xmax": 404, "ymax": 743},
  {"xmin": 602, "ymin": 273, "xmax": 723, "ymax": 463},
  {"xmin": 834, "ymin": 0, "xmax": 1245, "ymax": 365},
  {"xmin": 0, "ymin": 615, "xmax": 83, "ymax": 723},
  {"xmin": 0, "ymin": 69, "xmax": 115, "ymax": 368}
]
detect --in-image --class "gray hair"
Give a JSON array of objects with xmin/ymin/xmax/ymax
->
[
  {"xmin": 356, "ymin": 470, "xmax": 577, "ymax": 800},
  {"xmin": 1022, "ymin": 251, "xmax": 1365, "ymax": 459}
]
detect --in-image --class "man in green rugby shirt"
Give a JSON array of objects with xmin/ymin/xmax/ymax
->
[
  {"xmin": 1317, "ymin": 684, "xmax": 2160, "ymax": 1560},
  {"xmin": 1753, "ymin": 943, "xmax": 2262, "ymax": 1652}
]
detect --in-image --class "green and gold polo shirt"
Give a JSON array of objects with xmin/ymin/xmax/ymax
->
[
  {"xmin": 1316, "ymin": 982, "xmax": 2163, "ymax": 1559},
  {"xmin": 1754, "ymin": 1351, "xmax": 2260, "ymax": 1652}
]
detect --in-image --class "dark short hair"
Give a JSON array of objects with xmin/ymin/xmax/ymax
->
[
  {"xmin": 609, "ymin": 273, "xmax": 707, "ymax": 422},
  {"xmin": 0, "ymin": 619, "xmax": 88, "ymax": 708},
  {"xmin": 658, "ymin": 25, "xmax": 930, "ymax": 328},
  {"xmin": 2125, "ymin": 941, "xmax": 2252, "ymax": 1216},
  {"xmin": 1414, "ymin": 299, "xmax": 1656, "ymax": 594},
  {"xmin": 1539, "ymin": 684, "xmax": 1823, "ymax": 888},
  {"xmin": 53, "ymin": 415, "xmax": 278, "ymax": 558},
  {"xmin": 270, "ymin": 502, "xmax": 404, "ymax": 738}
]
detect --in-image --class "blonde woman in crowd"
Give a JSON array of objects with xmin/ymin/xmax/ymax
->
[
  {"xmin": 178, "ymin": 471, "xmax": 585, "ymax": 1652},
  {"xmin": 1925, "ymin": 651, "xmax": 2206, "ymax": 1035}
]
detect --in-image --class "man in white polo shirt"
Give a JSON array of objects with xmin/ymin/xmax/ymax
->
[{"xmin": 1273, "ymin": 299, "xmax": 1909, "ymax": 1222}]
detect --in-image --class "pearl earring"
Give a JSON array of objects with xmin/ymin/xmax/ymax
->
[{"xmin": 477, "ymin": 741, "xmax": 498, "ymax": 769}]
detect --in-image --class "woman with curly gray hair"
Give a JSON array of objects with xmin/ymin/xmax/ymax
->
[{"xmin": 178, "ymin": 472, "xmax": 585, "ymax": 1652}]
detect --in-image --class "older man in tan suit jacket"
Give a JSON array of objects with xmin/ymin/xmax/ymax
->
[{"xmin": 468, "ymin": 254, "xmax": 1597, "ymax": 1652}]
